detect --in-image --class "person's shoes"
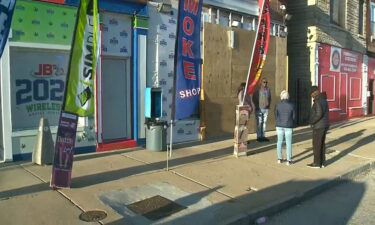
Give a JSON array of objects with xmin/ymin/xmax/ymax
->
[
  {"xmin": 321, "ymin": 164, "xmax": 325, "ymax": 168},
  {"xmin": 286, "ymin": 161, "xmax": 293, "ymax": 166},
  {"xmin": 262, "ymin": 137, "xmax": 270, "ymax": 142},
  {"xmin": 307, "ymin": 163, "xmax": 320, "ymax": 169},
  {"xmin": 257, "ymin": 138, "xmax": 263, "ymax": 142},
  {"xmin": 277, "ymin": 159, "xmax": 282, "ymax": 164}
]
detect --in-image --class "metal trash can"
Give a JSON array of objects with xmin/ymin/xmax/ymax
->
[{"xmin": 145, "ymin": 120, "xmax": 168, "ymax": 151}]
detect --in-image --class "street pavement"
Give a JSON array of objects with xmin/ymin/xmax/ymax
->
[
  {"xmin": 0, "ymin": 117, "xmax": 374, "ymax": 225},
  {"xmin": 267, "ymin": 169, "xmax": 375, "ymax": 225}
]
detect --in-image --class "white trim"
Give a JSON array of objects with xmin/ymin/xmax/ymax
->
[
  {"xmin": 349, "ymin": 77, "xmax": 361, "ymax": 100},
  {"xmin": 138, "ymin": 34, "xmax": 147, "ymax": 139},
  {"xmin": 348, "ymin": 106, "xmax": 364, "ymax": 109},
  {"xmin": 321, "ymin": 74, "xmax": 336, "ymax": 101},
  {"xmin": 339, "ymin": 73, "xmax": 348, "ymax": 114},
  {"xmin": 362, "ymin": 55, "xmax": 368, "ymax": 115},
  {"xmin": 0, "ymin": 42, "xmax": 12, "ymax": 162},
  {"xmin": 9, "ymin": 42, "xmax": 70, "ymax": 51},
  {"xmin": 314, "ymin": 43, "xmax": 319, "ymax": 86},
  {"xmin": 330, "ymin": 108, "xmax": 342, "ymax": 112}
]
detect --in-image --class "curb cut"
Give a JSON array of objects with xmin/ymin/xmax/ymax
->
[{"xmin": 227, "ymin": 161, "xmax": 375, "ymax": 225}]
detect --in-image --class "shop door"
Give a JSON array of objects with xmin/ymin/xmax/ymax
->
[
  {"xmin": 340, "ymin": 73, "xmax": 348, "ymax": 114},
  {"xmin": 369, "ymin": 79, "xmax": 374, "ymax": 114},
  {"xmin": 101, "ymin": 58, "xmax": 131, "ymax": 142}
]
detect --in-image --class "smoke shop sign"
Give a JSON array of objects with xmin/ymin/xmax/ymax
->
[{"xmin": 11, "ymin": 50, "xmax": 69, "ymax": 130}]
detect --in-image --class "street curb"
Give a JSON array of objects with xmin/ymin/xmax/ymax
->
[{"xmin": 227, "ymin": 161, "xmax": 375, "ymax": 225}]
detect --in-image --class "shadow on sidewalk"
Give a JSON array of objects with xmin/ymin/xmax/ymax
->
[
  {"xmin": 104, "ymin": 179, "xmax": 366, "ymax": 225},
  {"xmin": 0, "ymin": 119, "xmax": 373, "ymax": 199},
  {"xmin": 293, "ymin": 129, "xmax": 367, "ymax": 164}
]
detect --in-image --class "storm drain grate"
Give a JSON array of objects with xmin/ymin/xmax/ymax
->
[
  {"xmin": 79, "ymin": 210, "xmax": 107, "ymax": 222},
  {"xmin": 127, "ymin": 195, "xmax": 187, "ymax": 221}
]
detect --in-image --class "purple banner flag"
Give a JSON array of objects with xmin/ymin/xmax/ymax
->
[
  {"xmin": 50, "ymin": 112, "xmax": 78, "ymax": 188},
  {"xmin": 173, "ymin": 0, "xmax": 203, "ymax": 120}
]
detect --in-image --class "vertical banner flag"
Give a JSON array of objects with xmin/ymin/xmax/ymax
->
[
  {"xmin": 246, "ymin": 0, "xmax": 271, "ymax": 95},
  {"xmin": 173, "ymin": 0, "xmax": 203, "ymax": 120},
  {"xmin": 51, "ymin": 0, "xmax": 99, "ymax": 189},
  {"xmin": 0, "ymin": 0, "xmax": 16, "ymax": 58},
  {"xmin": 64, "ymin": 0, "xmax": 99, "ymax": 117}
]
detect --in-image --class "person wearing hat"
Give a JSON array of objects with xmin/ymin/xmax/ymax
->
[
  {"xmin": 307, "ymin": 86, "xmax": 330, "ymax": 168},
  {"xmin": 275, "ymin": 90, "xmax": 295, "ymax": 165}
]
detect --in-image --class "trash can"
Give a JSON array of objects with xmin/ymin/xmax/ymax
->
[{"xmin": 145, "ymin": 120, "xmax": 168, "ymax": 151}]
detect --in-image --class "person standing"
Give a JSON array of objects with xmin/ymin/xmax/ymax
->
[
  {"xmin": 307, "ymin": 86, "xmax": 330, "ymax": 169},
  {"xmin": 253, "ymin": 78, "xmax": 271, "ymax": 142},
  {"xmin": 275, "ymin": 90, "xmax": 295, "ymax": 165}
]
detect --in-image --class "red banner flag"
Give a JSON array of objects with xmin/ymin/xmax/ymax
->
[{"xmin": 246, "ymin": 0, "xmax": 271, "ymax": 95}]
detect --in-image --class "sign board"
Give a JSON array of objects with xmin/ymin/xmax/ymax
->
[{"xmin": 10, "ymin": 49, "xmax": 69, "ymax": 130}]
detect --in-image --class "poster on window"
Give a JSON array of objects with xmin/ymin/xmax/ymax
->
[{"xmin": 10, "ymin": 49, "xmax": 69, "ymax": 130}]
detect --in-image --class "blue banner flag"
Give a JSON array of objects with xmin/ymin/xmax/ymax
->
[
  {"xmin": 0, "ymin": 0, "xmax": 16, "ymax": 58},
  {"xmin": 173, "ymin": 0, "xmax": 203, "ymax": 120}
]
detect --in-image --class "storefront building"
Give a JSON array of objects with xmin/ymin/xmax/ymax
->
[
  {"xmin": 317, "ymin": 44, "xmax": 366, "ymax": 122},
  {"xmin": 0, "ymin": 0, "xmax": 148, "ymax": 162}
]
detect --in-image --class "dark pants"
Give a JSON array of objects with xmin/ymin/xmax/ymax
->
[{"xmin": 312, "ymin": 127, "xmax": 328, "ymax": 166}]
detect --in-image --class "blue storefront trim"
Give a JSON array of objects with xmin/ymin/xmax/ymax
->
[{"xmin": 64, "ymin": 0, "xmax": 148, "ymax": 17}]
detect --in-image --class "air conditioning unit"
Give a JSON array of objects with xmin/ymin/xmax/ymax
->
[{"xmin": 371, "ymin": 35, "xmax": 375, "ymax": 42}]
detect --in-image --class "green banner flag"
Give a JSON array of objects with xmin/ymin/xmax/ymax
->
[{"xmin": 64, "ymin": 0, "xmax": 99, "ymax": 116}]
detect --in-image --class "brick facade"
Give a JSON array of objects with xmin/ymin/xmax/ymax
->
[{"xmin": 288, "ymin": 0, "xmax": 367, "ymax": 124}]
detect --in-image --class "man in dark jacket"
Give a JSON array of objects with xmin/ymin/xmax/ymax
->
[{"xmin": 307, "ymin": 86, "xmax": 330, "ymax": 168}]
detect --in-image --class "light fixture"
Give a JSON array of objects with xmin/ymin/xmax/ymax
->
[
  {"xmin": 158, "ymin": 3, "xmax": 172, "ymax": 14},
  {"xmin": 284, "ymin": 13, "xmax": 292, "ymax": 21},
  {"xmin": 280, "ymin": 4, "xmax": 286, "ymax": 10},
  {"xmin": 231, "ymin": 20, "xmax": 240, "ymax": 27}
]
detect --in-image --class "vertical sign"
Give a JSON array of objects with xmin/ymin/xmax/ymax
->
[
  {"xmin": 0, "ymin": 0, "xmax": 16, "ymax": 58},
  {"xmin": 50, "ymin": 112, "xmax": 78, "ymax": 188},
  {"xmin": 173, "ymin": 0, "xmax": 203, "ymax": 120},
  {"xmin": 246, "ymin": 0, "xmax": 271, "ymax": 95},
  {"xmin": 51, "ymin": 0, "xmax": 99, "ymax": 189}
]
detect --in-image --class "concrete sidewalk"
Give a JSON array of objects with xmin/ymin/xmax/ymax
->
[{"xmin": 0, "ymin": 117, "xmax": 374, "ymax": 225}]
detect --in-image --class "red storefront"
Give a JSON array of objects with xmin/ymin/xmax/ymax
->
[
  {"xmin": 318, "ymin": 44, "xmax": 364, "ymax": 122},
  {"xmin": 367, "ymin": 57, "xmax": 375, "ymax": 115}
]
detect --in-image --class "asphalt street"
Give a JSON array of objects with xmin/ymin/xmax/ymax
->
[{"xmin": 267, "ymin": 170, "xmax": 375, "ymax": 225}]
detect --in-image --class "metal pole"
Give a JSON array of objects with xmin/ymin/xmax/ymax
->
[
  {"xmin": 167, "ymin": 119, "xmax": 173, "ymax": 171},
  {"xmin": 242, "ymin": 0, "xmax": 266, "ymax": 104},
  {"xmin": 169, "ymin": 120, "xmax": 173, "ymax": 158}
]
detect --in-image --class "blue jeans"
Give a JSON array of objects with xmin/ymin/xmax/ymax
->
[
  {"xmin": 256, "ymin": 109, "xmax": 269, "ymax": 139},
  {"xmin": 276, "ymin": 127, "xmax": 293, "ymax": 161}
]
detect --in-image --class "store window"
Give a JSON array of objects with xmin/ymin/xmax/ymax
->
[
  {"xmin": 330, "ymin": 0, "xmax": 346, "ymax": 28},
  {"xmin": 10, "ymin": 48, "xmax": 69, "ymax": 130},
  {"xmin": 358, "ymin": 0, "xmax": 364, "ymax": 35},
  {"xmin": 370, "ymin": 2, "xmax": 375, "ymax": 35}
]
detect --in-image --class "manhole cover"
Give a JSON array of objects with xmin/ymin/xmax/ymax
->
[
  {"xmin": 127, "ymin": 195, "xmax": 187, "ymax": 221},
  {"xmin": 79, "ymin": 210, "xmax": 107, "ymax": 222}
]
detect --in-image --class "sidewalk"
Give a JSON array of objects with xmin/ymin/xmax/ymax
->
[{"xmin": 1, "ymin": 117, "xmax": 374, "ymax": 225}]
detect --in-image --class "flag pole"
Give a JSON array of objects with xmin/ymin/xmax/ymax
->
[{"xmin": 243, "ymin": 0, "xmax": 266, "ymax": 104}]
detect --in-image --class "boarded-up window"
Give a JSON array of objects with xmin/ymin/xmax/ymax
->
[
  {"xmin": 350, "ymin": 78, "xmax": 361, "ymax": 100},
  {"xmin": 321, "ymin": 75, "xmax": 336, "ymax": 101}
]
